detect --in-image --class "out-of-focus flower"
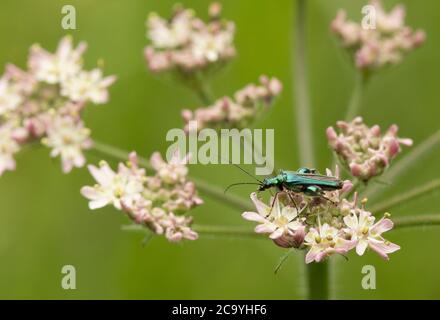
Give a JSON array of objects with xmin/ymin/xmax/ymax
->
[
  {"xmin": 42, "ymin": 115, "xmax": 93, "ymax": 173},
  {"xmin": 241, "ymin": 166, "xmax": 399, "ymax": 263},
  {"xmin": 61, "ymin": 69, "xmax": 116, "ymax": 104},
  {"xmin": 0, "ymin": 36, "xmax": 116, "ymax": 177},
  {"xmin": 29, "ymin": 36, "xmax": 86, "ymax": 84},
  {"xmin": 326, "ymin": 117, "xmax": 412, "ymax": 182},
  {"xmin": 331, "ymin": 0, "xmax": 425, "ymax": 72},
  {"xmin": 0, "ymin": 76, "xmax": 23, "ymax": 115},
  {"xmin": 182, "ymin": 76, "xmax": 282, "ymax": 132},
  {"xmin": 81, "ymin": 151, "xmax": 203, "ymax": 243},
  {"xmin": 144, "ymin": 3, "xmax": 235, "ymax": 74},
  {"xmin": 0, "ymin": 123, "xmax": 20, "ymax": 175}
]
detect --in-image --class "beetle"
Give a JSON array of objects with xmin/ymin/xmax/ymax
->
[{"xmin": 226, "ymin": 166, "xmax": 343, "ymax": 211}]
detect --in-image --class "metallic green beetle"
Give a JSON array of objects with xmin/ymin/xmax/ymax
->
[{"xmin": 258, "ymin": 167, "xmax": 343, "ymax": 197}]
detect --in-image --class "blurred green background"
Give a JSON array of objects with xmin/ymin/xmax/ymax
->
[{"xmin": 0, "ymin": 0, "xmax": 439, "ymax": 299}]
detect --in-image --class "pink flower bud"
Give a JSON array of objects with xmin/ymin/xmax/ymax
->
[{"xmin": 349, "ymin": 163, "xmax": 362, "ymax": 177}]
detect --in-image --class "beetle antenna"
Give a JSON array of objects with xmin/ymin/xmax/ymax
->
[
  {"xmin": 224, "ymin": 182, "xmax": 261, "ymax": 194},
  {"xmin": 231, "ymin": 163, "xmax": 264, "ymax": 184}
]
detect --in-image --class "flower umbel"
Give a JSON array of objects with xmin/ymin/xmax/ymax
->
[
  {"xmin": 0, "ymin": 36, "xmax": 116, "ymax": 176},
  {"xmin": 326, "ymin": 117, "xmax": 413, "ymax": 182},
  {"xmin": 144, "ymin": 3, "xmax": 235, "ymax": 75},
  {"xmin": 81, "ymin": 151, "xmax": 203, "ymax": 243},
  {"xmin": 331, "ymin": 0, "xmax": 425, "ymax": 73},
  {"xmin": 182, "ymin": 76, "xmax": 282, "ymax": 132}
]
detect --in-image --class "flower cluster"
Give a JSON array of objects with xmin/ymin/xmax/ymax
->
[
  {"xmin": 331, "ymin": 0, "xmax": 425, "ymax": 72},
  {"xmin": 326, "ymin": 117, "xmax": 413, "ymax": 182},
  {"xmin": 242, "ymin": 167, "xmax": 400, "ymax": 263},
  {"xmin": 0, "ymin": 36, "xmax": 116, "ymax": 175},
  {"xmin": 144, "ymin": 2, "xmax": 235, "ymax": 74},
  {"xmin": 181, "ymin": 76, "xmax": 282, "ymax": 133},
  {"xmin": 81, "ymin": 151, "xmax": 203, "ymax": 243}
]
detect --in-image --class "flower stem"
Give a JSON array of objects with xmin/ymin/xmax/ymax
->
[
  {"xmin": 393, "ymin": 214, "xmax": 440, "ymax": 229},
  {"xmin": 193, "ymin": 71, "xmax": 215, "ymax": 105},
  {"xmin": 306, "ymin": 260, "xmax": 329, "ymax": 300},
  {"xmin": 345, "ymin": 71, "xmax": 366, "ymax": 121},
  {"xmin": 293, "ymin": 0, "xmax": 315, "ymax": 166},
  {"xmin": 363, "ymin": 129, "xmax": 440, "ymax": 200},
  {"xmin": 370, "ymin": 179, "xmax": 440, "ymax": 213},
  {"xmin": 121, "ymin": 223, "xmax": 263, "ymax": 239},
  {"xmin": 91, "ymin": 141, "xmax": 252, "ymax": 212}
]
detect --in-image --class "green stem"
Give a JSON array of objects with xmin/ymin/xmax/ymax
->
[
  {"xmin": 370, "ymin": 179, "xmax": 440, "ymax": 213},
  {"xmin": 121, "ymin": 224, "xmax": 263, "ymax": 239},
  {"xmin": 123, "ymin": 212, "xmax": 440, "ymax": 237},
  {"xmin": 306, "ymin": 260, "xmax": 329, "ymax": 300},
  {"xmin": 91, "ymin": 141, "xmax": 252, "ymax": 212},
  {"xmin": 345, "ymin": 71, "xmax": 366, "ymax": 121},
  {"xmin": 393, "ymin": 214, "xmax": 440, "ymax": 229},
  {"xmin": 362, "ymin": 129, "xmax": 440, "ymax": 200},
  {"xmin": 293, "ymin": 0, "xmax": 314, "ymax": 167},
  {"xmin": 193, "ymin": 71, "xmax": 215, "ymax": 105}
]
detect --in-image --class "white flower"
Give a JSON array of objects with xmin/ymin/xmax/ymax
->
[
  {"xmin": 191, "ymin": 31, "xmax": 233, "ymax": 62},
  {"xmin": 343, "ymin": 211, "xmax": 400, "ymax": 260},
  {"xmin": 42, "ymin": 116, "xmax": 92, "ymax": 173},
  {"xmin": 304, "ymin": 223, "xmax": 355, "ymax": 264},
  {"xmin": 81, "ymin": 161, "xmax": 145, "ymax": 210},
  {"xmin": 61, "ymin": 69, "xmax": 116, "ymax": 104},
  {"xmin": 0, "ymin": 76, "xmax": 22, "ymax": 116},
  {"xmin": 148, "ymin": 11, "xmax": 192, "ymax": 49},
  {"xmin": 0, "ymin": 124, "xmax": 20, "ymax": 175},
  {"xmin": 28, "ymin": 36, "xmax": 87, "ymax": 84},
  {"xmin": 242, "ymin": 193, "xmax": 304, "ymax": 240}
]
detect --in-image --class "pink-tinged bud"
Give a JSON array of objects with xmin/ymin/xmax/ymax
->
[
  {"xmin": 335, "ymin": 140, "xmax": 345, "ymax": 153},
  {"xmin": 221, "ymin": 97, "xmax": 230, "ymax": 111},
  {"xmin": 370, "ymin": 125, "xmax": 381, "ymax": 137},
  {"xmin": 413, "ymin": 30, "xmax": 426, "ymax": 47},
  {"xmin": 367, "ymin": 163, "xmax": 377, "ymax": 178},
  {"xmin": 181, "ymin": 109, "xmax": 193, "ymax": 122},
  {"xmin": 386, "ymin": 138, "xmax": 401, "ymax": 158},
  {"xmin": 273, "ymin": 227, "xmax": 305, "ymax": 249},
  {"xmin": 387, "ymin": 124, "xmax": 399, "ymax": 135},
  {"xmin": 209, "ymin": 2, "xmax": 222, "ymax": 18},
  {"xmin": 341, "ymin": 180, "xmax": 353, "ymax": 193},
  {"xmin": 11, "ymin": 127, "xmax": 28, "ymax": 144},
  {"xmin": 326, "ymin": 126, "xmax": 338, "ymax": 142},
  {"xmin": 268, "ymin": 78, "xmax": 283, "ymax": 95},
  {"xmin": 398, "ymin": 138, "xmax": 413, "ymax": 146},
  {"xmin": 349, "ymin": 163, "xmax": 362, "ymax": 177},
  {"xmin": 336, "ymin": 121, "xmax": 349, "ymax": 130}
]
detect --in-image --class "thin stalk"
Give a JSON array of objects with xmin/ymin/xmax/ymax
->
[
  {"xmin": 122, "ymin": 223, "xmax": 262, "ymax": 239},
  {"xmin": 293, "ymin": 0, "xmax": 314, "ymax": 167},
  {"xmin": 370, "ymin": 179, "xmax": 440, "ymax": 213},
  {"xmin": 91, "ymin": 141, "xmax": 252, "ymax": 212},
  {"xmin": 393, "ymin": 214, "xmax": 440, "ymax": 229},
  {"xmin": 363, "ymin": 129, "xmax": 440, "ymax": 200},
  {"xmin": 193, "ymin": 71, "xmax": 215, "ymax": 105},
  {"xmin": 345, "ymin": 71, "xmax": 366, "ymax": 121},
  {"xmin": 122, "ymin": 212, "xmax": 440, "ymax": 238},
  {"xmin": 306, "ymin": 260, "xmax": 329, "ymax": 300}
]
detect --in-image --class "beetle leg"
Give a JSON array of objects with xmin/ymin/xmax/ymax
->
[
  {"xmin": 305, "ymin": 185, "xmax": 337, "ymax": 206},
  {"xmin": 268, "ymin": 191, "xmax": 281, "ymax": 217},
  {"xmin": 285, "ymin": 190, "xmax": 300, "ymax": 212}
]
